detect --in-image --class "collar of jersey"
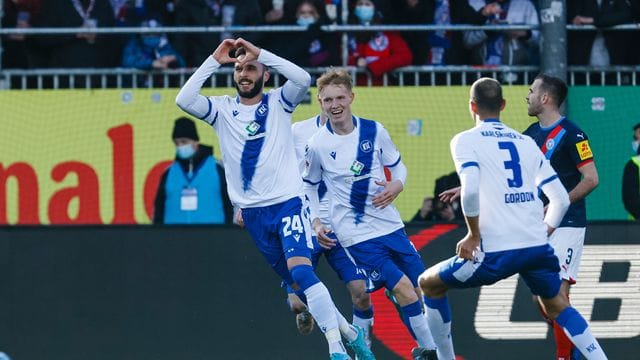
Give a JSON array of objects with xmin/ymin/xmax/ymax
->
[
  {"xmin": 539, "ymin": 116, "xmax": 566, "ymax": 131},
  {"xmin": 326, "ymin": 115, "xmax": 358, "ymax": 134},
  {"xmin": 483, "ymin": 118, "xmax": 500, "ymax": 123}
]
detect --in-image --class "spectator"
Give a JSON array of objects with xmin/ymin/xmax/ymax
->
[
  {"xmin": 412, "ymin": 171, "xmax": 463, "ymax": 222},
  {"xmin": 1, "ymin": 0, "xmax": 42, "ymax": 69},
  {"xmin": 173, "ymin": 0, "xmax": 263, "ymax": 67},
  {"xmin": 273, "ymin": 0, "xmax": 340, "ymax": 68},
  {"xmin": 622, "ymin": 123, "xmax": 640, "ymax": 220},
  {"xmin": 567, "ymin": 0, "xmax": 637, "ymax": 67},
  {"xmin": 464, "ymin": 0, "xmax": 539, "ymax": 68},
  {"xmin": 347, "ymin": 0, "xmax": 413, "ymax": 85},
  {"xmin": 393, "ymin": 0, "xmax": 501, "ymax": 66},
  {"xmin": 153, "ymin": 117, "xmax": 233, "ymax": 225},
  {"xmin": 31, "ymin": 0, "xmax": 120, "ymax": 68},
  {"xmin": 121, "ymin": 16, "xmax": 185, "ymax": 86}
]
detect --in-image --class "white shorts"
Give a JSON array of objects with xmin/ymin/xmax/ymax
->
[{"xmin": 548, "ymin": 227, "xmax": 586, "ymax": 284}]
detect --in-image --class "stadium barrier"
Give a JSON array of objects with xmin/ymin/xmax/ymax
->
[{"xmin": 0, "ymin": 222, "xmax": 637, "ymax": 360}]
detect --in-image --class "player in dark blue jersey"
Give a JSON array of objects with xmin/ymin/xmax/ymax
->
[{"xmin": 524, "ymin": 74, "xmax": 600, "ymax": 360}]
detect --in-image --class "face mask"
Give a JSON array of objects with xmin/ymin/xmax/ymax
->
[
  {"xmin": 354, "ymin": 5, "xmax": 374, "ymax": 24},
  {"xmin": 633, "ymin": 140, "xmax": 639, "ymax": 154},
  {"xmin": 176, "ymin": 143, "xmax": 196, "ymax": 159},
  {"xmin": 296, "ymin": 16, "xmax": 316, "ymax": 27}
]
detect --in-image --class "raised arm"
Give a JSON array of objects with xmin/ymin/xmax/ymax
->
[{"xmin": 175, "ymin": 39, "xmax": 238, "ymax": 120}]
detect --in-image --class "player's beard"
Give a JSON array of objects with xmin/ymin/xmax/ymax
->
[
  {"xmin": 235, "ymin": 77, "xmax": 265, "ymax": 99},
  {"xmin": 527, "ymin": 102, "xmax": 541, "ymax": 117}
]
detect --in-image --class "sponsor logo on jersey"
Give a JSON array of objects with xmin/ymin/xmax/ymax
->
[
  {"xmin": 232, "ymin": 110, "xmax": 239, "ymax": 116},
  {"xmin": 576, "ymin": 140, "xmax": 593, "ymax": 160},
  {"xmin": 330, "ymin": 151, "xmax": 336, "ymax": 160},
  {"xmin": 246, "ymin": 121, "xmax": 260, "ymax": 136},
  {"xmin": 350, "ymin": 160, "xmax": 364, "ymax": 175}
]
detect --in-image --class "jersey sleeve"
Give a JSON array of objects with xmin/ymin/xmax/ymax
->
[
  {"xmin": 291, "ymin": 122, "xmax": 306, "ymax": 174},
  {"xmin": 378, "ymin": 124, "xmax": 402, "ymax": 167},
  {"xmin": 568, "ymin": 129, "xmax": 594, "ymax": 168},
  {"xmin": 450, "ymin": 132, "xmax": 479, "ymax": 174},
  {"xmin": 302, "ymin": 139, "xmax": 323, "ymax": 185}
]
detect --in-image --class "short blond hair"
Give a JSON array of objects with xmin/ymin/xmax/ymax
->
[{"xmin": 316, "ymin": 68, "xmax": 353, "ymax": 94}]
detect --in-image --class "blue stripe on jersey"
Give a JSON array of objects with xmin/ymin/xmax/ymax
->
[
  {"xmin": 279, "ymin": 88, "xmax": 295, "ymax": 111},
  {"xmin": 201, "ymin": 97, "xmax": 213, "ymax": 120},
  {"xmin": 386, "ymin": 155, "xmax": 401, "ymax": 167},
  {"xmin": 318, "ymin": 180, "xmax": 328, "ymax": 200},
  {"xmin": 303, "ymin": 178, "xmax": 321, "ymax": 185},
  {"xmin": 349, "ymin": 118, "xmax": 377, "ymax": 225},
  {"xmin": 211, "ymin": 111, "xmax": 219, "ymax": 126},
  {"xmin": 538, "ymin": 174, "xmax": 559, "ymax": 188},
  {"xmin": 461, "ymin": 161, "xmax": 479, "ymax": 168},
  {"xmin": 240, "ymin": 94, "xmax": 269, "ymax": 191},
  {"xmin": 544, "ymin": 128, "xmax": 567, "ymax": 160}
]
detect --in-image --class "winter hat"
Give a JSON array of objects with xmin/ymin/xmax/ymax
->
[{"xmin": 172, "ymin": 117, "xmax": 199, "ymax": 141}]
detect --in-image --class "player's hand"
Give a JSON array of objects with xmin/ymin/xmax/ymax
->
[
  {"xmin": 439, "ymin": 186, "xmax": 461, "ymax": 204},
  {"xmin": 312, "ymin": 218, "xmax": 336, "ymax": 249},
  {"xmin": 235, "ymin": 208, "xmax": 244, "ymax": 228},
  {"xmin": 456, "ymin": 232, "xmax": 480, "ymax": 260},
  {"xmin": 212, "ymin": 38, "xmax": 238, "ymax": 64},
  {"xmin": 372, "ymin": 180, "xmax": 403, "ymax": 209},
  {"xmin": 233, "ymin": 38, "xmax": 260, "ymax": 65}
]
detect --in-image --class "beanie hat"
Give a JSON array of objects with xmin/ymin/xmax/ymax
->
[{"xmin": 172, "ymin": 117, "xmax": 199, "ymax": 141}]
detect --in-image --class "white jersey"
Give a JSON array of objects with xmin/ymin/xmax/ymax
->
[
  {"xmin": 451, "ymin": 119, "xmax": 559, "ymax": 252},
  {"xmin": 292, "ymin": 116, "xmax": 331, "ymax": 226},
  {"xmin": 303, "ymin": 116, "xmax": 405, "ymax": 247},
  {"xmin": 176, "ymin": 51, "xmax": 311, "ymax": 208}
]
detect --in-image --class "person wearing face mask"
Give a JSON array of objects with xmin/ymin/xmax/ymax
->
[
  {"xmin": 347, "ymin": 0, "xmax": 413, "ymax": 85},
  {"xmin": 121, "ymin": 17, "xmax": 185, "ymax": 71},
  {"xmin": 153, "ymin": 117, "xmax": 233, "ymax": 225},
  {"xmin": 622, "ymin": 123, "xmax": 640, "ymax": 220}
]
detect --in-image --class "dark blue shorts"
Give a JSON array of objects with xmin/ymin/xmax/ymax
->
[
  {"xmin": 242, "ymin": 197, "xmax": 313, "ymax": 286},
  {"xmin": 438, "ymin": 243, "xmax": 562, "ymax": 298},
  {"xmin": 346, "ymin": 228, "xmax": 426, "ymax": 292}
]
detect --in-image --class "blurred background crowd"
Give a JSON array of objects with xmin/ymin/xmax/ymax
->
[{"xmin": 3, "ymin": 0, "xmax": 640, "ymax": 77}]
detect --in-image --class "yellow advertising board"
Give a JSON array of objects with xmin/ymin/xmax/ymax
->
[{"xmin": 0, "ymin": 87, "xmax": 532, "ymax": 224}]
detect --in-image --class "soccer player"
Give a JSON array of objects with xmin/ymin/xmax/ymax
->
[
  {"xmin": 175, "ymin": 38, "xmax": 373, "ymax": 360},
  {"xmin": 419, "ymin": 77, "xmax": 607, "ymax": 360},
  {"xmin": 524, "ymin": 74, "xmax": 600, "ymax": 360},
  {"xmin": 303, "ymin": 69, "xmax": 437, "ymax": 360},
  {"xmin": 289, "ymin": 111, "xmax": 375, "ymax": 345}
]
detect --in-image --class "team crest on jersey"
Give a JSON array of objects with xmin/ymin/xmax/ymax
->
[
  {"xmin": 546, "ymin": 138, "xmax": 555, "ymax": 150},
  {"xmin": 369, "ymin": 269, "xmax": 381, "ymax": 281},
  {"xmin": 246, "ymin": 121, "xmax": 260, "ymax": 136},
  {"xmin": 576, "ymin": 140, "xmax": 593, "ymax": 160},
  {"xmin": 360, "ymin": 140, "xmax": 373, "ymax": 153},
  {"xmin": 257, "ymin": 103, "xmax": 268, "ymax": 116},
  {"xmin": 350, "ymin": 160, "xmax": 364, "ymax": 175}
]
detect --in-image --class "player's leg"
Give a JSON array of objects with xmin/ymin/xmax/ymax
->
[
  {"xmin": 545, "ymin": 227, "xmax": 586, "ymax": 360},
  {"xmin": 346, "ymin": 231, "xmax": 436, "ymax": 358},
  {"xmin": 419, "ymin": 260, "xmax": 454, "ymax": 360},
  {"xmin": 285, "ymin": 286, "xmax": 315, "ymax": 335},
  {"xmin": 325, "ymin": 239, "xmax": 374, "ymax": 348}
]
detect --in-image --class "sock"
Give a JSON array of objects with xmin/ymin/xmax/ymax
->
[
  {"xmin": 291, "ymin": 265, "xmax": 345, "ymax": 354},
  {"xmin": 553, "ymin": 320, "xmax": 574, "ymax": 360},
  {"xmin": 402, "ymin": 301, "xmax": 436, "ymax": 350},
  {"xmin": 555, "ymin": 307, "xmax": 607, "ymax": 360},
  {"xmin": 425, "ymin": 296, "xmax": 455, "ymax": 360},
  {"xmin": 335, "ymin": 307, "xmax": 358, "ymax": 342},
  {"xmin": 353, "ymin": 306, "xmax": 374, "ymax": 347}
]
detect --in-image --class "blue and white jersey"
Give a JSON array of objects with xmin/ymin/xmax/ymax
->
[
  {"xmin": 451, "ymin": 119, "xmax": 558, "ymax": 252},
  {"xmin": 175, "ymin": 50, "xmax": 311, "ymax": 209},
  {"xmin": 292, "ymin": 116, "xmax": 331, "ymax": 226},
  {"xmin": 303, "ymin": 116, "xmax": 405, "ymax": 247},
  {"xmin": 205, "ymin": 90, "xmax": 302, "ymax": 208}
]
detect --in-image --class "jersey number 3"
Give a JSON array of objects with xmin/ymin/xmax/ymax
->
[{"xmin": 498, "ymin": 141, "xmax": 523, "ymax": 188}]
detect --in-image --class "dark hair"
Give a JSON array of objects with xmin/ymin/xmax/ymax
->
[
  {"xmin": 633, "ymin": 123, "xmax": 640, "ymax": 131},
  {"xmin": 470, "ymin": 77, "xmax": 503, "ymax": 114},
  {"xmin": 535, "ymin": 73, "xmax": 568, "ymax": 107}
]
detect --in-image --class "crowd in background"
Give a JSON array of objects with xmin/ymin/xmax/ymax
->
[{"xmin": 2, "ymin": 0, "xmax": 640, "ymax": 80}]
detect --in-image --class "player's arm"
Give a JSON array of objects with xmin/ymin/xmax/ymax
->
[
  {"xmin": 175, "ymin": 39, "xmax": 237, "ymax": 121},
  {"xmin": 302, "ymin": 142, "xmax": 335, "ymax": 248},
  {"xmin": 241, "ymin": 38, "xmax": 311, "ymax": 109},
  {"xmin": 373, "ymin": 125, "xmax": 406, "ymax": 209},
  {"xmin": 569, "ymin": 161, "xmax": 599, "ymax": 203},
  {"xmin": 536, "ymin": 156, "xmax": 570, "ymax": 234},
  {"xmin": 451, "ymin": 133, "xmax": 480, "ymax": 260},
  {"xmin": 622, "ymin": 160, "xmax": 640, "ymax": 219}
]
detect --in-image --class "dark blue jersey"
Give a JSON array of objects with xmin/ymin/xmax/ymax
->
[{"xmin": 523, "ymin": 117, "xmax": 594, "ymax": 227}]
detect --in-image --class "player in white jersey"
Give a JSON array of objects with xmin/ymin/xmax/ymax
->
[
  {"xmin": 175, "ymin": 38, "xmax": 373, "ymax": 360},
  {"xmin": 303, "ymin": 69, "xmax": 437, "ymax": 360},
  {"xmin": 289, "ymin": 112, "xmax": 374, "ymax": 345},
  {"xmin": 418, "ymin": 78, "xmax": 607, "ymax": 360}
]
